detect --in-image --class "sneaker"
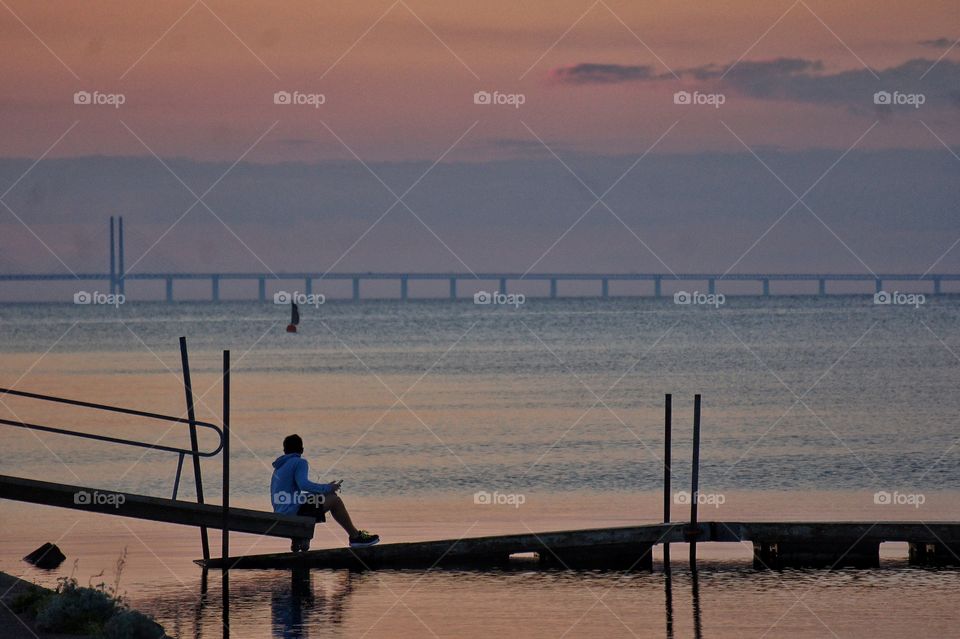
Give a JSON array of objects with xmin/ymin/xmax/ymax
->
[{"xmin": 349, "ymin": 530, "xmax": 380, "ymax": 548}]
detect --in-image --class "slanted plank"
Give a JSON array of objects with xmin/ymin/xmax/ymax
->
[{"xmin": 0, "ymin": 475, "xmax": 313, "ymax": 539}]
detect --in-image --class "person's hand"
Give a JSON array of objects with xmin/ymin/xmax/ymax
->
[{"xmin": 328, "ymin": 480, "xmax": 343, "ymax": 493}]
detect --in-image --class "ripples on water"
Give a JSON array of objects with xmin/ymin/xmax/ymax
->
[{"xmin": 1, "ymin": 296, "xmax": 957, "ymax": 494}]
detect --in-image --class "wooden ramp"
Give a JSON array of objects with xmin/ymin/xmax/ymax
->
[
  {"xmin": 202, "ymin": 524, "xmax": 679, "ymax": 570},
  {"xmin": 200, "ymin": 521, "xmax": 960, "ymax": 570},
  {"xmin": 0, "ymin": 475, "xmax": 314, "ymax": 539}
]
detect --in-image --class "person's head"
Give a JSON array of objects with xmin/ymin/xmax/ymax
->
[{"xmin": 283, "ymin": 434, "xmax": 304, "ymax": 455}]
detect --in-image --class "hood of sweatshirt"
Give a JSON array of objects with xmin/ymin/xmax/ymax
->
[{"xmin": 272, "ymin": 453, "xmax": 301, "ymax": 469}]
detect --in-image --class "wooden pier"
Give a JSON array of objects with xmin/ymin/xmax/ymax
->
[{"xmin": 200, "ymin": 521, "xmax": 960, "ymax": 571}]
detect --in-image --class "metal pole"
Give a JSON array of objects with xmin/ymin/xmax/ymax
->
[
  {"xmin": 222, "ymin": 350, "xmax": 230, "ymax": 562},
  {"xmin": 689, "ymin": 394, "xmax": 701, "ymax": 566},
  {"xmin": 172, "ymin": 453, "xmax": 184, "ymax": 499},
  {"xmin": 109, "ymin": 217, "xmax": 116, "ymax": 295},
  {"xmin": 179, "ymin": 336, "xmax": 209, "ymax": 562},
  {"xmin": 663, "ymin": 393, "xmax": 672, "ymax": 566},
  {"xmin": 118, "ymin": 216, "xmax": 125, "ymax": 296}
]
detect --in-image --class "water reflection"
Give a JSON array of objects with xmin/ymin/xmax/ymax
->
[
  {"xmin": 269, "ymin": 568, "xmax": 356, "ymax": 638},
  {"xmin": 138, "ymin": 563, "xmax": 960, "ymax": 638}
]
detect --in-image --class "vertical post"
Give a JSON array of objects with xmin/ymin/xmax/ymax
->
[
  {"xmin": 211, "ymin": 275, "xmax": 220, "ymax": 302},
  {"xmin": 708, "ymin": 279, "xmax": 715, "ymax": 295},
  {"xmin": 499, "ymin": 277, "xmax": 507, "ymax": 295},
  {"xmin": 689, "ymin": 393, "xmax": 701, "ymax": 566},
  {"xmin": 305, "ymin": 277, "xmax": 312, "ymax": 297},
  {"xmin": 449, "ymin": 277, "xmax": 457, "ymax": 300},
  {"xmin": 222, "ymin": 350, "xmax": 230, "ymax": 562},
  {"xmin": 818, "ymin": 278, "xmax": 826, "ymax": 296},
  {"xmin": 601, "ymin": 278, "xmax": 609, "ymax": 299},
  {"xmin": 934, "ymin": 277, "xmax": 942, "ymax": 295},
  {"xmin": 352, "ymin": 277, "xmax": 360, "ymax": 302},
  {"xmin": 258, "ymin": 277, "xmax": 266, "ymax": 303},
  {"xmin": 109, "ymin": 217, "xmax": 116, "ymax": 295},
  {"xmin": 663, "ymin": 393, "xmax": 672, "ymax": 566},
  {"xmin": 118, "ymin": 216, "xmax": 125, "ymax": 296},
  {"xmin": 400, "ymin": 275, "xmax": 408, "ymax": 301},
  {"xmin": 550, "ymin": 278, "xmax": 557, "ymax": 299},
  {"xmin": 762, "ymin": 278, "xmax": 770, "ymax": 297},
  {"xmin": 179, "ymin": 336, "xmax": 210, "ymax": 563},
  {"xmin": 875, "ymin": 278, "xmax": 883, "ymax": 293},
  {"xmin": 166, "ymin": 277, "xmax": 174, "ymax": 303},
  {"xmin": 654, "ymin": 276, "xmax": 662, "ymax": 298}
]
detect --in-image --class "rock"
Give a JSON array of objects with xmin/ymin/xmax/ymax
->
[{"xmin": 23, "ymin": 543, "xmax": 66, "ymax": 569}]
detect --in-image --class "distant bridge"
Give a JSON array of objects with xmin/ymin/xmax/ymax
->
[
  {"xmin": 1, "ymin": 219, "xmax": 955, "ymax": 302},
  {"xmin": 0, "ymin": 270, "xmax": 956, "ymax": 302}
]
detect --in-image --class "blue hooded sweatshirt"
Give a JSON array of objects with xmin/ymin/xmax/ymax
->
[{"xmin": 270, "ymin": 453, "xmax": 333, "ymax": 515}]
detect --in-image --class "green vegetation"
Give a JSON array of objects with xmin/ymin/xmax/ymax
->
[{"xmin": 12, "ymin": 549, "xmax": 167, "ymax": 638}]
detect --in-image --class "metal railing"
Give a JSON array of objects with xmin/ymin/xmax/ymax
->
[{"xmin": 0, "ymin": 337, "xmax": 230, "ymax": 562}]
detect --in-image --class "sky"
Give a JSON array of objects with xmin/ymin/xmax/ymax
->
[{"xmin": 0, "ymin": 0, "xmax": 958, "ymax": 281}]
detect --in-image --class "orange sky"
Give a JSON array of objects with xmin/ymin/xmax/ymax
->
[{"xmin": 0, "ymin": 0, "xmax": 957, "ymax": 161}]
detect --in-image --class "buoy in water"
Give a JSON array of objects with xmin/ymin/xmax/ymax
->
[{"xmin": 286, "ymin": 324, "xmax": 297, "ymax": 333}]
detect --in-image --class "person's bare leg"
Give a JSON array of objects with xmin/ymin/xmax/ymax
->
[{"xmin": 325, "ymin": 494, "xmax": 359, "ymax": 537}]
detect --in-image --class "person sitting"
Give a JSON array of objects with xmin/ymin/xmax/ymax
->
[{"xmin": 270, "ymin": 433, "xmax": 379, "ymax": 552}]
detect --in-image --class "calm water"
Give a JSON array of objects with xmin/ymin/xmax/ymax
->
[{"xmin": 1, "ymin": 296, "xmax": 958, "ymax": 637}]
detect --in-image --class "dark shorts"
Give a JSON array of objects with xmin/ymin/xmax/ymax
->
[{"xmin": 297, "ymin": 500, "xmax": 326, "ymax": 523}]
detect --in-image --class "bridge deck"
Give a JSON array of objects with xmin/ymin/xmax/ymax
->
[
  {"xmin": 199, "ymin": 521, "xmax": 960, "ymax": 570},
  {"xmin": 0, "ymin": 475, "xmax": 314, "ymax": 539}
]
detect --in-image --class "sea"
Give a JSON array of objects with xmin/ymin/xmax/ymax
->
[{"xmin": 1, "ymin": 295, "xmax": 958, "ymax": 638}]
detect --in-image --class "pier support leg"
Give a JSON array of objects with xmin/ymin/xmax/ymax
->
[
  {"xmin": 875, "ymin": 279, "xmax": 883, "ymax": 293},
  {"xmin": 449, "ymin": 278, "xmax": 457, "ymax": 300},
  {"xmin": 819, "ymin": 279, "xmax": 826, "ymax": 296},
  {"xmin": 601, "ymin": 278, "xmax": 609, "ymax": 299},
  {"xmin": 708, "ymin": 279, "xmax": 716, "ymax": 295},
  {"xmin": 753, "ymin": 539, "xmax": 880, "ymax": 569},
  {"xmin": 211, "ymin": 275, "xmax": 219, "ymax": 302},
  {"xmin": 934, "ymin": 277, "xmax": 942, "ymax": 295},
  {"xmin": 654, "ymin": 277, "xmax": 662, "ymax": 298},
  {"xmin": 550, "ymin": 278, "xmax": 557, "ymax": 299},
  {"xmin": 166, "ymin": 277, "xmax": 174, "ymax": 303},
  {"xmin": 352, "ymin": 278, "xmax": 360, "ymax": 302},
  {"xmin": 258, "ymin": 278, "xmax": 266, "ymax": 303},
  {"xmin": 499, "ymin": 277, "xmax": 507, "ymax": 295},
  {"xmin": 401, "ymin": 276, "xmax": 408, "ymax": 301},
  {"xmin": 305, "ymin": 278, "xmax": 312, "ymax": 296},
  {"xmin": 762, "ymin": 279, "xmax": 770, "ymax": 297},
  {"xmin": 909, "ymin": 541, "xmax": 960, "ymax": 566}
]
